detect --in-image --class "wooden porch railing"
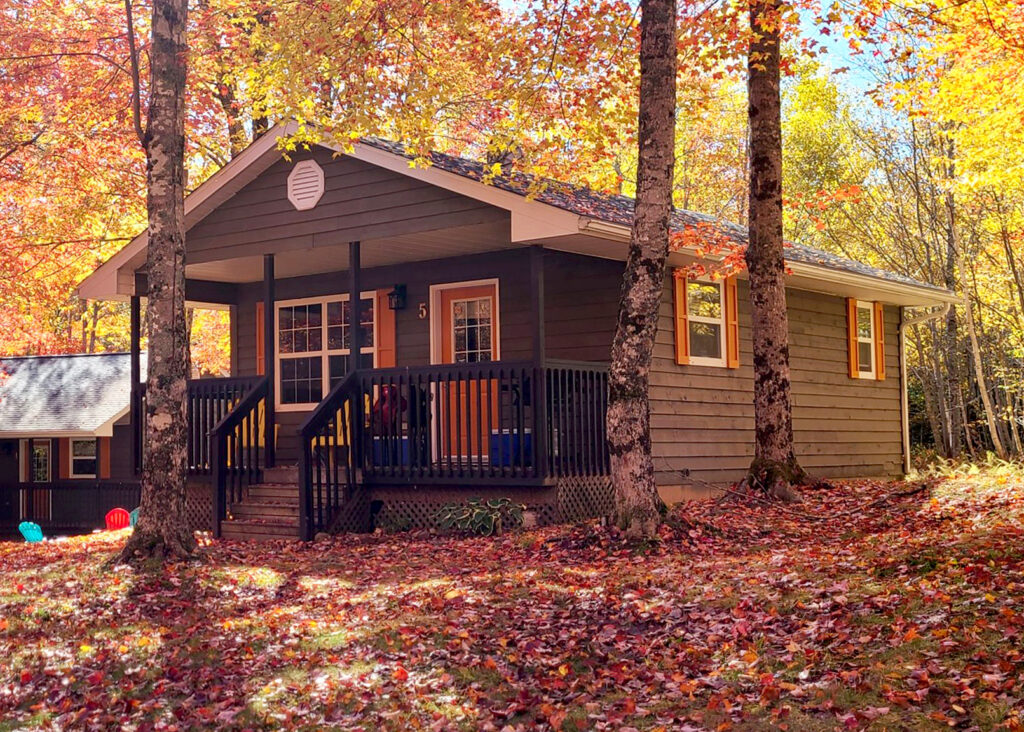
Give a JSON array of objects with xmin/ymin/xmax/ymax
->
[
  {"xmin": 298, "ymin": 372, "xmax": 361, "ymax": 541},
  {"xmin": 210, "ymin": 377, "xmax": 270, "ymax": 538},
  {"xmin": 296, "ymin": 360, "xmax": 610, "ymax": 540},
  {"xmin": 137, "ymin": 376, "xmax": 264, "ymax": 475},
  {"xmin": 0, "ymin": 480, "xmax": 141, "ymax": 534}
]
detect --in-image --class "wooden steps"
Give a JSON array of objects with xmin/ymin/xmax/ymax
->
[{"xmin": 219, "ymin": 465, "xmax": 302, "ymax": 541}]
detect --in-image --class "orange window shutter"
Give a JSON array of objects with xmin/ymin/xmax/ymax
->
[
  {"xmin": 725, "ymin": 275, "xmax": 740, "ymax": 368},
  {"xmin": 874, "ymin": 301, "xmax": 886, "ymax": 381},
  {"xmin": 255, "ymin": 301, "xmax": 265, "ymax": 375},
  {"xmin": 673, "ymin": 271, "xmax": 690, "ymax": 365},
  {"xmin": 846, "ymin": 298, "xmax": 859, "ymax": 379},
  {"xmin": 375, "ymin": 289, "xmax": 397, "ymax": 368},
  {"xmin": 99, "ymin": 437, "xmax": 111, "ymax": 479},
  {"xmin": 58, "ymin": 439, "xmax": 70, "ymax": 479}
]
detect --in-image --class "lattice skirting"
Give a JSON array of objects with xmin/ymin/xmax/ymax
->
[
  {"xmin": 362, "ymin": 475, "xmax": 613, "ymax": 533},
  {"xmin": 185, "ymin": 478, "xmax": 215, "ymax": 533}
]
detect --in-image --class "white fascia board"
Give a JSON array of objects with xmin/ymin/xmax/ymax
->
[
  {"xmin": 578, "ymin": 217, "xmax": 955, "ymax": 307},
  {"xmin": 0, "ymin": 430, "xmax": 97, "ymax": 439}
]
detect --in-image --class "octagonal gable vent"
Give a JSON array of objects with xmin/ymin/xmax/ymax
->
[{"xmin": 287, "ymin": 160, "xmax": 325, "ymax": 211}]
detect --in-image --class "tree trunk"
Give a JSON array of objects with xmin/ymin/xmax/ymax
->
[
  {"xmin": 743, "ymin": 0, "xmax": 803, "ymax": 501},
  {"xmin": 960, "ymin": 285, "xmax": 1006, "ymax": 458},
  {"xmin": 607, "ymin": 0, "xmax": 676, "ymax": 538},
  {"xmin": 115, "ymin": 0, "xmax": 195, "ymax": 563}
]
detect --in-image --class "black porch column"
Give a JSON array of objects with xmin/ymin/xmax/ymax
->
[
  {"xmin": 348, "ymin": 241, "xmax": 362, "ymax": 371},
  {"xmin": 263, "ymin": 254, "xmax": 276, "ymax": 468},
  {"xmin": 129, "ymin": 294, "xmax": 142, "ymax": 475},
  {"xmin": 530, "ymin": 245, "xmax": 549, "ymax": 478},
  {"xmin": 348, "ymin": 241, "xmax": 363, "ymax": 464}
]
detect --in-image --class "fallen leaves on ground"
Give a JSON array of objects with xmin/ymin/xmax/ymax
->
[{"xmin": 1, "ymin": 469, "xmax": 1023, "ymax": 731}]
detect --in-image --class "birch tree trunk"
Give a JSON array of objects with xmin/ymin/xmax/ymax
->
[
  {"xmin": 743, "ymin": 0, "xmax": 803, "ymax": 500},
  {"xmin": 607, "ymin": 0, "xmax": 676, "ymax": 538},
  {"xmin": 116, "ymin": 0, "xmax": 195, "ymax": 562}
]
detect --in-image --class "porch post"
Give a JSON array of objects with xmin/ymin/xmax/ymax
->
[
  {"xmin": 26, "ymin": 437, "xmax": 34, "ymax": 519},
  {"xmin": 348, "ymin": 241, "xmax": 363, "ymax": 465},
  {"xmin": 348, "ymin": 241, "xmax": 362, "ymax": 370},
  {"xmin": 530, "ymin": 246, "xmax": 545, "ymax": 364},
  {"xmin": 130, "ymin": 294, "xmax": 141, "ymax": 475},
  {"xmin": 263, "ymin": 254, "xmax": 276, "ymax": 468},
  {"xmin": 530, "ymin": 245, "xmax": 549, "ymax": 478}
]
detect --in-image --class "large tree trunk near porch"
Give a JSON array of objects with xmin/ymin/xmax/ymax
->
[
  {"xmin": 743, "ymin": 0, "xmax": 803, "ymax": 501},
  {"xmin": 115, "ymin": 0, "xmax": 195, "ymax": 563},
  {"xmin": 606, "ymin": 0, "xmax": 676, "ymax": 538}
]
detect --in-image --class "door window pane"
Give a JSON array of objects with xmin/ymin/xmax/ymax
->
[
  {"xmin": 31, "ymin": 443, "xmax": 50, "ymax": 482},
  {"xmin": 452, "ymin": 297, "xmax": 493, "ymax": 363}
]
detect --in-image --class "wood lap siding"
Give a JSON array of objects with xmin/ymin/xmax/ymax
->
[
  {"xmin": 652, "ymin": 278, "xmax": 903, "ymax": 488},
  {"xmin": 187, "ymin": 149, "xmax": 505, "ymax": 265}
]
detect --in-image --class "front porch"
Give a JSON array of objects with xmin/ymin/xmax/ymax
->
[{"xmin": 127, "ymin": 244, "xmax": 615, "ymax": 540}]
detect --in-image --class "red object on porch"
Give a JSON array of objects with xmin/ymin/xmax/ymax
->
[{"xmin": 105, "ymin": 507, "xmax": 131, "ymax": 531}]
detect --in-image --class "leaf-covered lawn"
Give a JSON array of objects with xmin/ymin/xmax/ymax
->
[{"xmin": 2, "ymin": 470, "xmax": 1023, "ymax": 731}]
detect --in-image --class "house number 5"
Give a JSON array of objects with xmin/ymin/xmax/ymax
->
[{"xmin": 418, "ymin": 302, "xmax": 428, "ymax": 319}]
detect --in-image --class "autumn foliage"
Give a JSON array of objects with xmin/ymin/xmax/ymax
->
[{"xmin": 2, "ymin": 470, "xmax": 1023, "ymax": 729}]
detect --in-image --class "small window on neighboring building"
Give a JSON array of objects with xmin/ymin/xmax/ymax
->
[
  {"xmin": 31, "ymin": 441, "xmax": 51, "ymax": 482},
  {"xmin": 70, "ymin": 438, "xmax": 97, "ymax": 478},
  {"xmin": 847, "ymin": 299, "xmax": 885, "ymax": 380},
  {"xmin": 673, "ymin": 272, "xmax": 740, "ymax": 368}
]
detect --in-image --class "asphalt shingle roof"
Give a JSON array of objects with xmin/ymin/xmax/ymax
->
[
  {"xmin": 0, "ymin": 353, "xmax": 143, "ymax": 435},
  {"xmin": 363, "ymin": 139, "xmax": 949, "ymax": 295}
]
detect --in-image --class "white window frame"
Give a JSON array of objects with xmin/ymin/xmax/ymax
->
[
  {"xmin": 855, "ymin": 300, "xmax": 876, "ymax": 379},
  {"xmin": 686, "ymin": 278, "xmax": 728, "ymax": 368},
  {"xmin": 274, "ymin": 291, "xmax": 378, "ymax": 411},
  {"xmin": 69, "ymin": 438, "xmax": 98, "ymax": 479}
]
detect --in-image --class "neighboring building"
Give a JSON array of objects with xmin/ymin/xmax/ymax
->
[
  {"xmin": 0, "ymin": 353, "xmax": 140, "ymax": 535},
  {"xmin": 73, "ymin": 123, "xmax": 957, "ymax": 541}
]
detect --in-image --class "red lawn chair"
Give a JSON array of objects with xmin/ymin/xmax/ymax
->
[{"xmin": 105, "ymin": 507, "xmax": 131, "ymax": 531}]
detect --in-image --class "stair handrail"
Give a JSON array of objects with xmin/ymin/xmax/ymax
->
[
  {"xmin": 298, "ymin": 371, "xmax": 363, "ymax": 540},
  {"xmin": 210, "ymin": 376, "xmax": 270, "ymax": 537}
]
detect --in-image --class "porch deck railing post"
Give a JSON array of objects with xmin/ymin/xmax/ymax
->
[
  {"xmin": 130, "ymin": 294, "xmax": 142, "ymax": 475},
  {"xmin": 211, "ymin": 432, "xmax": 225, "ymax": 538},
  {"xmin": 25, "ymin": 437, "xmax": 34, "ymax": 520},
  {"xmin": 263, "ymin": 254, "xmax": 276, "ymax": 468},
  {"xmin": 299, "ymin": 439, "xmax": 313, "ymax": 540}
]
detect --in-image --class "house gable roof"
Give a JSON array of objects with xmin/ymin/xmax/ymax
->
[
  {"xmin": 0, "ymin": 353, "xmax": 144, "ymax": 437},
  {"xmin": 77, "ymin": 123, "xmax": 955, "ymax": 306}
]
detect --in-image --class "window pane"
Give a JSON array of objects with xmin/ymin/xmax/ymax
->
[
  {"xmin": 689, "ymin": 321, "xmax": 722, "ymax": 359},
  {"xmin": 326, "ymin": 301, "xmax": 341, "ymax": 325},
  {"xmin": 31, "ymin": 444, "xmax": 50, "ymax": 482},
  {"xmin": 688, "ymin": 282, "xmax": 722, "ymax": 319},
  {"xmin": 72, "ymin": 440, "xmax": 96, "ymax": 458},
  {"xmin": 280, "ymin": 356, "xmax": 322, "ymax": 405},
  {"xmin": 857, "ymin": 306, "xmax": 873, "ymax": 339},
  {"xmin": 72, "ymin": 458, "xmax": 97, "ymax": 476},
  {"xmin": 858, "ymin": 341, "xmax": 874, "ymax": 372}
]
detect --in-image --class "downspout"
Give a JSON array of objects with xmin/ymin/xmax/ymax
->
[{"xmin": 900, "ymin": 302, "xmax": 952, "ymax": 474}]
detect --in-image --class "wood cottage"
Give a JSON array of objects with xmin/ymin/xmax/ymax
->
[
  {"xmin": 72, "ymin": 123, "xmax": 955, "ymax": 541},
  {"xmin": 0, "ymin": 353, "xmax": 141, "ymax": 537}
]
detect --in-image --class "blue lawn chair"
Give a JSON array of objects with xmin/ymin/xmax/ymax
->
[
  {"xmin": 19, "ymin": 522, "xmax": 43, "ymax": 543},
  {"xmin": 129, "ymin": 508, "xmax": 140, "ymax": 528}
]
